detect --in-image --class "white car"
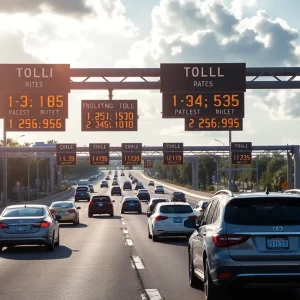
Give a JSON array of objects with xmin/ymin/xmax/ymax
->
[
  {"xmin": 154, "ymin": 185, "xmax": 164, "ymax": 194},
  {"xmin": 147, "ymin": 202, "xmax": 197, "ymax": 242}
]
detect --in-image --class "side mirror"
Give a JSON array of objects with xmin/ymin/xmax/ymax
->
[
  {"xmin": 195, "ymin": 223, "xmax": 200, "ymax": 229},
  {"xmin": 77, "ymin": 207, "xmax": 81, "ymax": 209},
  {"xmin": 112, "ymin": 200, "xmax": 115, "ymax": 203},
  {"xmin": 146, "ymin": 212, "xmax": 151, "ymax": 217},
  {"xmin": 55, "ymin": 215, "xmax": 61, "ymax": 221}
]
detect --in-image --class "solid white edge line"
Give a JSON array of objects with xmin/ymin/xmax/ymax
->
[
  {"xmin": 139, "ymin": 171, "xmax": 210, "ymax": 199},
  {"xmin": 145, "ymin": 289, "xmax": 163, "ymax": 300},
  {"xmin": 132, "ymin": 255, "xmax": 145, "ymax": 269}
]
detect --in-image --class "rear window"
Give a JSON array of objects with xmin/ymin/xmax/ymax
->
[
  {"xmin": 160, "ymin": 205, "xmax": 192, "ymax": 214},
  {"xmin": 76, "ymin": 187, "xmax": 88, "ymax": 191},
  {"xmin": 156, "ymin": 186, "xmax": 163, "ymax": 188},
  {"xmin": 112, "ymin": 187, "xmax": 121, "ymax": 190},
  {"xmin": 124, "ymin": 198, "xmax": 139, "ymax": 202},
  {"xmin": 2, "ymin": 207, "xmax": 45, "ymax": 217},
  {"xmin": 225, "ymin": 197, "xmax": 300, "ymax": 225},
  {"xmin": 152, "ymin": 199, "xmax": 167, "ymax": 204},
  {"xmin": 102, "ymin": 181, "xmax": 107, "ymax": 183},
  {"xmin": 138, "ymin": 189, "xmax": 148, "ymax": 193},
  {"xmin": 92, "ymin": 196, "xmax": 111, "ymax": 203},
  {"xmin": 51, "ymin": 202, "xmax": 74, "ymax": 208}
]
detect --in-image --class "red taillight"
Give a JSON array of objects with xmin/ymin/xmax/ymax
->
[
  {"xmin": 188, "ymin": 215, "xmax": 197, "ymax": 220},
  {"xmin": 50, "ymin": 209, "xmax": 56, "ymax": 214},
  {"xmin": 68, "ymin": 209, "xmax": 76, "ymax": 213},
  {"xmin": 88, "ymin": 201, "xmax": 93, "ymax": 206},
  {"xmin": 218, "ymin": 272, "xmax": 232, "ymax": 279},
  {"xmin": 212, "ymin": 234, "xmax": 250, "ymax": 247},
  {"xmin": 34, "ymin": 221, "xmax": 50, "ymax": 228},
  {"xmin": 0, "ymin": 223, "xmax": 9, "ymax": 229},
  {"xmin": 106, "ymin": 202, "xmax": 112, "ymax": 205},
  {"xmin": 156, "ymin": 216, "xmax": 168, "ymax": 221}
]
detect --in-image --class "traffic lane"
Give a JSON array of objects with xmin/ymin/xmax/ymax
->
[
  {"xmin": 133, "ymin": 172, "xmax": 205, "ymax": 205},
  {"xmin": 0, "ymin": 193, "xmax": 142, "ymax": 300}
]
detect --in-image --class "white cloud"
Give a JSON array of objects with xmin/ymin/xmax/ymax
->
[
  {"xmin": 243, "ymin": 119, "xmax": 256, "ymax": 134},
  {"xmin": 230, "ymin": 0, "xmax": 257, "ymax": 19}
]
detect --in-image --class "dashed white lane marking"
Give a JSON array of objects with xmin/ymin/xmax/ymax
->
[
  {"xmin": 126, "ymin": 238, "xmax": 133, "ymax": 246},
  {"xmin": 132, "ymin": 255, "xmax": 145, "ymax": 269},
  {"xmin": 122, "ymin": 221, "xmax": 126, "ymax": 225},
  {"xmin": 142, "ymin": 289, "xmax": 163, "ymax": 300},
  {"xmin": 123, "ymin": 229, "xmax": 128, "ymax": 234}
]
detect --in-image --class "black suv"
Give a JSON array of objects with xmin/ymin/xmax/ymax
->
[
  {"xmin": 75, "ymin": 186, "xmax": 91, "ymax": 202},
  {"xmin": 100, "ymin": 180, "xmax": 108, "ymax": 188},
  {"xmin": 123, "ymin": 181, "xmax": 132, "ymax": 190},
  {"xmin": 171, "ymin": 191, "xmax": 186, "ymax": 202},
  {"xmin": 111, "ymin": 186, "xmax": 122, "ymax": 196}
]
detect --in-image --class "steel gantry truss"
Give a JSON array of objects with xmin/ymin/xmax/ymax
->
[{"xmin": 69, "ymin": 67, "xmax": 300, "ymax": 90}]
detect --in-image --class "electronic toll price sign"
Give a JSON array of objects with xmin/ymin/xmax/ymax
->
[
  {"xmin": 121, "ymin": 143, "xmax": 142, "ymax": 165},
  {"xmin": 5, "ymin": 117, "xmax": 66, "ymax": 131},
  {"xmin": 160, "ymin": 63, "xmax": 246, "ymax": 93},
  {"xmin": 0, "ymin": 93, "xmax": 69, "ymax": 118},
  {"xmin": 231, "ymin": 142, "xmax": 252, "ymax": 165},
  {"xmin": 162, "ymin": 93, "xmax": 244, "ymax": 118},
  {"xmin": 0, "ymin": 64, "xmax": 70, "ymax": 93},
  {"xmin": 81, "ymin": 100, "xmax": 138, "ymax": 131},
  {"xmin": 89, "ymin": 143, "xmax": 110, "ymax": 166},
  {"xmin": 185, "ymin": 117, "xmax": 243, "ymax": 131},
  {"xmin": 163, "ymin": 143, "xmax": 184, "ymax": 166},
  {"xmin": 56, "ymin": 143, "xmax": 77, "ymax": 166},
  {"xmin": 144, "ymin": 160, "xmax": 153, "ymax": 168}
]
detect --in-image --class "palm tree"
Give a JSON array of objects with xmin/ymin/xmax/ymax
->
[
  {"xmin": 22, "ymin": 142, "xmax": 33, "ymax": 147},
  {"xmin": 47, "ymin": 139, "xmax": 58, "ymax": 144},
  {"xmin": 0, "ymin": 138, "xmax": 20, "ymax": 146}
]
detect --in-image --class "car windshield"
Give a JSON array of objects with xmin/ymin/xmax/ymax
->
[
  {"xmin": 225, "ymin": 197, "xmax": 300, "ymax": 225},
  {"xmin": 51, "ymin": 202, "xmax": 74, "ymax": 208},
  {"xmin": 160, "ymin": 205, "xmax": 192, "ymax": 214},
  {"xmin": 2, "ymin": 207, "xmax": 45, "ymax": 217},
  {"xmin": 138, "ymin": 189, "xmax": 148, "ymax": 193},
  {"xmin": 77, "ymin": 187, "xmax": 88, "ymax": 191},
  {"xmin": 124, "ymin": 198, "xmax": 139, "ymax": 202},
  {"xmin": 174, "ymin": 192, "xmax": 184, "ymax": 196},
  {"xmin": 156, "ymin": 186, "xmax": 163, "ymax": 188},
  {"xmin": 102, "ymin": 181, "xmax": 107, "ymax": 183}
]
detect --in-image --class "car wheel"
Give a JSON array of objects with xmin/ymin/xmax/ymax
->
[
  {"xmin": 88, "ymin": 213, "xmax": 93, "ymax": 218},
  {"xmin": 54, "ymin": 232, "xmax": 60, "ymax": 247},
  {"xmin": 204, "ymin": 260, "xmax": 220, "ymax": 300},
  {"xmin": 138, "ymin": 210, "xmax": 142, "ymax": 214},
  {"xmin": 152, "ymin": 228, "xmax": 158, "ymax": 242},
  {"xmin": 46, "ymin": 236, "xmax": 55, "ymax": 251},
  {"xmin": 121, "ymin": 210, "xmax": 124, "ymax": 214},
  {"xmin": 0, "ymin": 246, "xmax": 3, "ymax": 252},
  {"xmin": 110, "ymin": 213, "xmax": 114, "ymax": 217},
  {"xmin": 189, "ymin": 251, "xmax": 203, "ymax": 288}
]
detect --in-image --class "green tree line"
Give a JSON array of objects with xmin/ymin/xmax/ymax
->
[
  {"xmin": 149, "ymin": 154, "xmax": 290, "ymax": 192},
  {"xmin": 0, "ymin": 139, "xmax": 98, "ymax": 197}
]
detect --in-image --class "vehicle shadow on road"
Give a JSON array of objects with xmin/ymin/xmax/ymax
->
[
  {"xmin": 158, "ymin": 238, "xmax": 189, "ymax": 247},
  {"xmin": 92, "ymin": 215, "xmax": 121, "ymax": 219},
  {"xmin": 0, "ymin": 245, "xmax": 73, "ymax": 260},
  {"xmin": 59, "ymin": 223, "xmax": 88, "ymax": 228}
]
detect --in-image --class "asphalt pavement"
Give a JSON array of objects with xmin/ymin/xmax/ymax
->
[{"xmin": 0, "ymin": 171, "xmax": 298, "ymax": 300}]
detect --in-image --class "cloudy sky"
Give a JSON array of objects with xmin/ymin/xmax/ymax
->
[{"xmin": 1, "ymin": 0, "xmax": 300, "ymax": 147}]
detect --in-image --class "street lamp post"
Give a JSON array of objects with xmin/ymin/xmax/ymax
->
[
  {"xmin": 214, "ymin": 139, "xmax": 226, "ymax": 188},
  {"xmin": 3, "ymin": 134, "xmax": 25, "ymax": 206}
]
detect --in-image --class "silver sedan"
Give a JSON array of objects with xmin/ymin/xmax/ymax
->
[{"xmin": 0, "ymin": 204, "xmax": 61, "ymax": 252}]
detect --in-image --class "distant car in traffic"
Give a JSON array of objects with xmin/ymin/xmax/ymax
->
[
  {"xmin": 135, "ymin": 182, "xmax": 144, "ymax": 190},
  {"xmin": 112, "ymin": 181, "xmax": 119, "ymax": 186},
  {"xmin": 111, "ymin": 186, "xmax": 122, "ymax": 196},
  {"xmin": 148, "ymin": 180, "xmax": 154, "ymax": 186},
  {"xmin": 49, "ymin": 201, "xmax": 81, "ymax": 225},
  {"xmin": 78, "ymin": 179, "xmax": 89, "ymax": 186},
  {"xmin": 105, "ymin": 176, "xmax": 110, "ymax": 180},
  {"xmin": 155, "ymin": 185, "xmax": 164, "ymax": 194},
  {"xmin": 0, "ymin": 204, "xmax": 61, "ymax": 251},
  {"xmin": 75, "ymin": 186, "xmax": 91, "ymax": 202},
  {"xmin": 88, "ymin": 184, "xmax": 94, "ymax": 193},
  {"xmin": 171, "ymin": 191, "xmax": 186, "ymax": 202},
  {"xmin": 146, "ymin": 198, "xmax": 168, "ymax": 215},
  {"xmin": 132, "ymin": 178, "xmax": 138, "ymax": 184},
  {"xmin": 100, "ymin": 180, "xmax": 109, "ymax": 188},
  {"xmin": 136, "ymin": 189, "xmax": 150, "ymax": 202},
  {"xmin": 88, "ymin": 195, "xmax": 115, "ymax": 217},
  {"xmin": 123, "ymin": 181, "xmax": 132, "ymax": 190},
  {"xmin": 193, "ymin": 200, "xmax": 208, "ymax": 218},
  {"xmin": 147, "ymin": 202, "xmax": 196, "ymax": 241},
  {"xmin": 121, "ymin": 197, "xmax": 142, "ymax": 214},
  {"xmin": 121, "ymin": 172, "xmax": 125, "ymax": 176}
]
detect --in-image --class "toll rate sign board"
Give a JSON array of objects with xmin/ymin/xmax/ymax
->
[
  {"xmin": 89, "ymin": 143, "xmax": 110, "ymax": 166},
  {"xmin": 163, "ymin": 143, "xmax": 184, "ymax": 166},
  {"xmin": 56, "ymin": 143, "xmax": 77, "ymax": 166},
  {"xmin": 231, "ymin": 142, "xmax": 252, "ymax": 165},
  {"xmin": 121, "ymin": 143, "xmax": 142, "ymax": 165}
]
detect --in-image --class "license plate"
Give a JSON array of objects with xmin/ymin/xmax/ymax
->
[
  {"xmin": 80, "ymin": 193, "xmax": 84, "ymax": 196},
  {"xmin": 58, "ymin": 212, "xmax": 68, "ymax": 216},
  {"xmin": 15, "ymin": 225, "xmax": 27, "ymax": 231},
  {"xmin": 129, "ymin": 203, "xmax": 135, "ymax": 206},
  {"xmin": 98, "ymin": 203, "xmax": 103, "ymax": 206},
  {"xmin": 266, "ymin": 237, "xmax": 289, "ymax": 249},
  {"xmin": 173, "ymin": 217, "xmax": 182, "ymax": 223}
]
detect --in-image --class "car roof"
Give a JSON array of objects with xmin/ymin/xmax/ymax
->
[
  {"xmin": 123, "ymin": 196, "xmax": 139, "ymax": 200},
  {"xmin": 77, "ymin": 185, "xmax": 89, "ymax": 188},
  {"xmin": 51, "ymin": 201, "xmax": 73, "ymax": 204},
  {"xmin": 150, "ymin": 198, "xmax": 167, "ymax": 201},
  {"xmin": 156, "ymin": 202, "xmax": 190, "ymax": 207}
]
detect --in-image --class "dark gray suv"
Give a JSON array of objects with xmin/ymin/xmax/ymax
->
[{"xmin": 188, "ymin": 189, "xmax": 300, "ymax": 300}]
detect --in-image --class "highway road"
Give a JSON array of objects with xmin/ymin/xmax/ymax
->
[{"xmin": 0, "ymin": 171, "xmax": 298, "ymax": 300}]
